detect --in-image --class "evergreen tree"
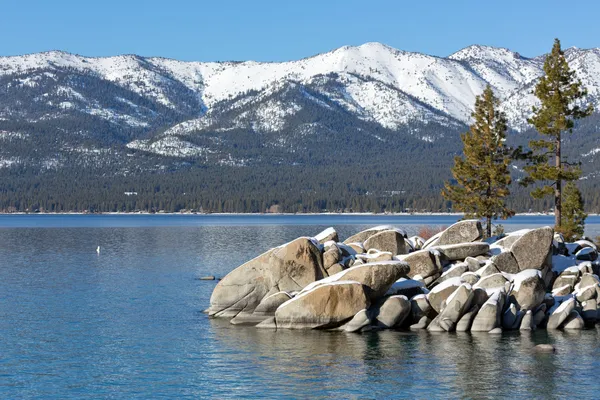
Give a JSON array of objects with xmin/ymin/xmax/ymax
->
[
  {"xmin": 557, "ymin": 182, "xmax": 586, "ymax": 241},
  {"xmin": 522, "ymin": 38, "xmax": 593, "ymax": 228},
  {"xmin": 442, "ymin": 85, "xmax": 514, "ymax": 237}
]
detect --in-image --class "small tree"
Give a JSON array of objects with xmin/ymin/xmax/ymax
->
[
  {"xmin": 443, "ymin": 85, "xmax": 514, "ymax": 237},
  {"xmin": 557, "ymin": 181, "xmax": 586, "ymax": 241},
  {"xmin": 522, "ymin": 38, "xmax": 593, "ymax": 228}
]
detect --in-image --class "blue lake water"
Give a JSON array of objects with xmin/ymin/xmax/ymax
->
[{"xmin": 1, "ymin": 214, "xmax": 600, "ymax": 398}]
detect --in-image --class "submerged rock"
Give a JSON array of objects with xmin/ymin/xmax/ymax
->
[{"xmin": 533, "ymin": 344, "xmax": 556, "ymax": 353}]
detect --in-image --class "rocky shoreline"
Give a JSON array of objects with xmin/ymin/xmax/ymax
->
[{"xmin": 206, "ymin": 221, "xmax": 599, "ymax": 333}]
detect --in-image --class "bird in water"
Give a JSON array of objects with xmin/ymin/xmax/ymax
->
[{"xmin": 96, "ymin": 246, "xmax": 100, "ymax": 254}]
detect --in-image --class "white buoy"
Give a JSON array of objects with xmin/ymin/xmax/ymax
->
[{"xmin": 96, "ymin": 246, "xmax": 100, "ymax": 254}]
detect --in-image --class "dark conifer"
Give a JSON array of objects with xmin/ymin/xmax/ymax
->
[
  {"xmin": 443, "ymin": 85, "xmax": 514, "ymax": 237},
  {"xmin": 557, "ymin": 182, "xmax": 586, "ymax": 241},
  {"xmin": 522, "ymin": 38, "xmax": 593, "ymax": 228}
]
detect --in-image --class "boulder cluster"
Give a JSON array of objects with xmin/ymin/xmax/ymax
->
[{"xmin": 206, "ymin": 221, "xmax": 600, "ymax": 333}]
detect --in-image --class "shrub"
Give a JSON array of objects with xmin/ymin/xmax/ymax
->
[{"xmin": 416, "ymin": 225, "xmax": 447, "ymax": 240}]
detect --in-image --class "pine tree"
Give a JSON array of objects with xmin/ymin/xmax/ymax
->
[
  {"xmin": 522, "ymin": 38, "xmax": 593, "ymax": 228},
  {"xmin": 442, "ymin": 85, "xmax": 514, "ymax": 238},
  {"xmin": 557, "ymin": 182, "xmax": 586, "ymax": 241}
]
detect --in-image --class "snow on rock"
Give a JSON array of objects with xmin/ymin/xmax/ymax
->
[
  {"xmin": 552, "ymin": 255, "xmax": 578, "ymax": 273},
  {"xmin": 511, "ymin": 269, "xmax": 542, "ymax": 292}
]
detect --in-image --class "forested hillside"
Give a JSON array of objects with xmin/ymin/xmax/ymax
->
[{"xmin": 0, "ymin": 44, "xmax": 599, "ymax": 213}]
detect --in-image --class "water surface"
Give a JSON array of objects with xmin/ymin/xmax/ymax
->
[{"xmin": 0, "ymin": 215, "xmax": 599, "ymax": 398}]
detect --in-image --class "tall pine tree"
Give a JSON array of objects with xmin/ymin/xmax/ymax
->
[
  {"xmin": 522, "ymin": 38, "xmax": 593, "ymax": 228},
  {"xmin": 558, "ymin": 182, "xmax": 586, "ymax": 241},
  {"xmin": 443, "ymin": 85, "xmax": 514, "ymax": 238}
]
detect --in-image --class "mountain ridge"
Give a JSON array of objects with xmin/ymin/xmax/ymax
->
[{"xmin": 1, "ymin": 42, "xmax": 600, "ymax": 213}]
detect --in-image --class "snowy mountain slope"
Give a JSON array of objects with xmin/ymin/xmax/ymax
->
[
  {"xmin": 1, "ymin": 42, "xmax": 600, "ymax": 166},
  {"xmin": 449, "ymin": 45, "xmax": 543, "ymax": 93},
  {"xmin": 500, "ymin": 48, "xmax": 600, "ymax": 130},
  {"xmin": 2, "ymin": 42, "xmax": 600, "ymax": 137}
]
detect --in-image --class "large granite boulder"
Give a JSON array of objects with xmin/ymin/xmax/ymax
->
[
  {"xmin": 410, "ymin": 294, "xmax": 435, "ymax": 321},
  {"xmin": 428, "ymin": 277, "xmax": 463, "ymax": 313},
  {"xmin": 461, "ymin": 271, "xmax": 480, "ymax": 286},
  {"xmin": 563, "ymin": 310, "xmax": 585, "ymax": 330},
  {"xmin": 254, "ymin": 291, "xmax": 292, "ymax": 315},
  {"xmin": 323, "ymin": 244, "xmax": 341, "ymax": 271},
  {"xmin": 436, "ymin": 262, "xmax": 469, "ymax": 284},
  {"xmin": 474, "ymin": 273, "xmax": 508, "ymax": 291},
  {"xmin": 579, "ymin": 273, "xmax": 600, "ymax": 288},
  {"xmin": 231, "ymin": 291, "xmax": 293, "ymax": 325},
  {"xmin": 344, "ymin": 226, "xmax": 404, "ymax": 245},
  {"xmin": 510, "ymin": 270, "xmax": 546, "ymax": 311},
  {"xmin": 471, "ymin": 291, "xmax": 505, "ymax": 332},
  {"xmin": 209, "ymin": 237, "xmax": 327, "ymax": 318},
  {"xmin": 519, "ymin": 310, "xmax": 534, "ymax": 330},
  {"xmin": 434, "ymin": 242, "xmax": 490, "ymax": 261},
  {"xmin": 274, "ymin": 281, "xmax": 370, "ymax": 329},
  {"xmin": 438, "ymin": 283, "xmax": 474, "ymax": 331},
  {"xmin": 363, "ymin": 230, "xmax": 408, "ymax": 255},
  {"xmin": 547, "ymin": 297, "xmax": 576, "ymax": 330},
  {"xmin": 552, "ymin": 274, "xmax": 578, "ymax": 292},
  {"xmin": 356, "ymin": 250, "xmax": 394, "ymax": 264},
  {"xmin": 314, "ymin": 227, "xmax": 339, "ymax": 244},
  {"xmin": 398, "ymin": 250, "xmax": 442, "ymax": 280},
  {"xmin": 341, "ymin": 309, "xmax": 371, "ymax": 332},
  {"xmin": 456, "ymin": 304, "xmax": 479, "ymax": 332},
  {"xmin": 510, "ymin": 227, "xmax": 554, "ymax": 270},
  {"xmin": 434, "ymin": 220, "xmax": 483, "ymax": 246},
  {"xmin": 374, "ymin": 295, "xmax": 412, "ymax": 328},
  {"xmin": 301, "ymin": 261, "xmax": 409, "ymax": 301},
  {"xmin": 492, "ymin": 233, "xmax": 523, "ymax": 250},
  {"xmin": 490, "ymin": 251, "xmax": 520, "ymax": 274}
]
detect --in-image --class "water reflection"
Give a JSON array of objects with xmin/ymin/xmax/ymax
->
[{"xmin": 208, "ymin": 318, "xmax": 600, "ymax": 398}]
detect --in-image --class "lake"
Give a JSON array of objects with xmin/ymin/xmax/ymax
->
[{"xmin": 1, "ymin": 214, "xmax": 600, "ymax": 398}]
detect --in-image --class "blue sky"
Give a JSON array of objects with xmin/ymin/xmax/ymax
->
[{"xmin": 2, "ymin": 0, "xmax": 598, "ymax": 61}]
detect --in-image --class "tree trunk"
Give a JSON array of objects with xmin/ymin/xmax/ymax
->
[
  {"xmin": 555, "ymin": 134, "xmax": 561, "ymax": 228},
  {"xmin": 486, "ymin": 215, "xmax": 492, "ymax": 238}
]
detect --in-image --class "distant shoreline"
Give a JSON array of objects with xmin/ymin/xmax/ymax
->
[{"xmin": 1, "ymin": 212, "xmax": 598, "ymax": 217}]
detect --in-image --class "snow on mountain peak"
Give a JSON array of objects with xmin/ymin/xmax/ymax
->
[
  {"xmin": 1, "ymin": 42, "xmax": 599, "ymax": 134},
  {"xmin": 450, "ymin": 44, "xmax": 525, "ymax": 62}
]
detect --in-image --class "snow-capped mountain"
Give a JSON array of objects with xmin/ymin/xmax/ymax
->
[
  {"xmin": 2, "ymin": 42, "xmax": 600, "ymax": 213},
  {"xmin": 1, "ymin": 42, "xmax": 600, "ymax": 163}
]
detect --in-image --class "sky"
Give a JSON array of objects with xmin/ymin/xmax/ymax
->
[{"xmin": 1, "ymin": 0, "xmax": 599, "ymax": 62}]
